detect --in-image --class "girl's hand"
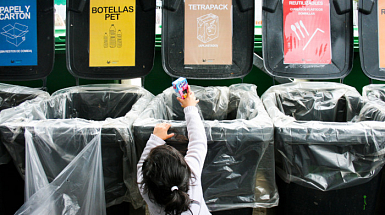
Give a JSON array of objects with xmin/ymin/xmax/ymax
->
[
  {"xmin": 153, "ymin": 123, "xmax": 174, "ymax": 140},
  {"xmin": 177, "ymin": 86, "xmax": 199, "ymax": 108}
]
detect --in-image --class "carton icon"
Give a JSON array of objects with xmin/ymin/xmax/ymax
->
[
  {"xmin": 1, "ymin": 23, "xmax": 29, "ymax": 47},
  {"xmin": 197, "ymin": 13, "xmax": 219, "ymax": 43}
]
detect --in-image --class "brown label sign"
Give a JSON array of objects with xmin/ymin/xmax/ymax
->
[{"xmin": 184, "ymin": 0, "xmax": 232, "ymax": 65}]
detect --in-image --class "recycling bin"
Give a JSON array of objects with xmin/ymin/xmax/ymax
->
[
  {"xmin": 0, "ymin": 3, "xmax": 54, "ymax": 212},
  {"xmin": 261, "ymin": 82, "xmax": 385, "ymax": 215},
  {"xmin": 134, "ymin": 84, "xmax": 277, "ymax": 213},
  {"xmin": 0, "ymin": 84, "xmax": 154, "ymax": 212},
  {"xmin": 358, "ymin": 0, "xmax": 385, "ymax": 213},
  {"xmin": 256, "ymin": 0, "xmax": 381, "ymax": 213},
  {"xmin": 159, "ymin": 1, "xmax": 263, "ymax": 212},
  {"xmin": 0, "ymin": 83, "xmax": 50, "ymax": 215},
  {"xmin": 42, "ymin": 0, "xmax": 156, "ymax": 212},
  {"xmin": 362, "ymin": 84, "xmax": 385, "ymax": 215}
]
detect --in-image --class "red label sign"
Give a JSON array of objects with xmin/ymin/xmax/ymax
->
[{"xmin": 283, "ymin": 0, "xmax": 331, "ymax": 64}]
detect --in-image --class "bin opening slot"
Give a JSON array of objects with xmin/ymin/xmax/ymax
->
[
  {"xmin": 0, "ymin": 92, "xmax": 38, "ymax": 111},
  {"xmin": 61, "ymin": 92, "xmax": 140, "ymax": 121},
  {"xmin": 167, "ymin": 96, "xmax": 237, "ymax": 121},
  {"xmin": 277, "ymin": 92, "xmax": 348, "ymax": 122}
]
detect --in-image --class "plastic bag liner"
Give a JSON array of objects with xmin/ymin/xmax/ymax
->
[
  {"xmin": 133, "ymin": 84, "xmax": 277, "ymax": 211},
  {"xmin": 261, "ymin": 82, "xmax": 385, "ymax": 191},
  {"xmin": 0, "ymin": 84, "xmax": 154, "ymax": 208},
  {"xmin": 363, "ymin": 84, "xmax": 385, "ymax": 102},
  {"xmin": 361, "ymin": 84, "xmax": 385, "ymax": 121},
  {"xmin": 15, "ymin": 120, "xmax": 106, "ymax": 215},
  {"xmin": 0, "ymin": 83, "xmax": 50, "ymax": 165}
]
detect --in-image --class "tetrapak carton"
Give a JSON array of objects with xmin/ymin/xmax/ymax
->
[
  {"xmin": 172, "ymin": 77, "xmax": 189, "ymax": 99},
  {"xmin": 197, "ymin": 13, "xmax": 219, "ymax": 43}
]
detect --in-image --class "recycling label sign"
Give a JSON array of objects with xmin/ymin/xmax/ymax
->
[
  {"xmin": 0, "ymin": 0, "xmax": 38, "ymax": 66},
  {"xmin": 283, "ymin": 0, "xmax": 331, "ymax": 64},
  {"xmin": 89, "ymin": 0, "xmax": 136, "ymax": 67},
  {"xmin": 184, "ymin": 0, "xmax": 233, "ymax": 65}
]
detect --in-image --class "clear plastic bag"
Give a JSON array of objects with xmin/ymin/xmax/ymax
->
[
  {"xmin": 363, "ymin": 84, "xmax": 385, "ymax": 102},
  {"xmin": 262, "ymin": 82, "xmax": 385, "ymax": 191},
  {"xmin": 16, "ymin": 121, "xmax": 106, "ymax": 215},
  {"xmin": 0, "ymin": 83, "xmax": 49, "ymax": 165},
  {"xmin": 0, "ymin": 84, "xmax": 154, "ymax": 208}
]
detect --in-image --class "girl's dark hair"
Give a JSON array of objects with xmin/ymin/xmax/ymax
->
[{"xmin": 141, "ymin": 145, "xmax": 193, "ymax": 215}]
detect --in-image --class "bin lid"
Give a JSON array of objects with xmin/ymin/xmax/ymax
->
[
  {"xmin": 0, "ymin": 0, "xmax": 54, "ymax": 81},
  {"xmin": 262, "ymin": 0, "xmax": 354, "ymax": 79},
  {"xmin": 358, "ymin": 0, "xmax": 385, "ymax": 81},
  {"xmin": 66, "ymin": 0, "xmax": 156, "ymax": 80},
  {"xmin": 161, "ymin": 0, "xmax": 254, "ymax": 79}
]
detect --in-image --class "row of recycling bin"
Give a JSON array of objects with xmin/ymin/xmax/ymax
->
[{"xmin": 1, "ymin": 81, "xmax": 385, "ymax": 214}]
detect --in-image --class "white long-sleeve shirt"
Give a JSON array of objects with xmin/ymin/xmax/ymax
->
[{"xmin": 137, "ymin": 106, "xmax": 211, "ymax": 215}]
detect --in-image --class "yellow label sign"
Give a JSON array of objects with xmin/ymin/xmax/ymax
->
[
  {"xmin": 379, "ymin": 0, "xmax": 385, "ymax": 68},
  {"xmin": 89, "ymin": 0, "xmax": 135, "ymax": 67}
]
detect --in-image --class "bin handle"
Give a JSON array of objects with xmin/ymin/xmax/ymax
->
[
  {"xmin": 139, "ymin": 0, "xmax": 156, "ymax": 12},
  {"xmin": 68, "ymin": 0, "xmax": 87, "ymax": 13},
  {"xmin": 333, "ymin": 0, "xmax": 352, "ymax": 15},
  {"xmin": 262, "ymin": 0, "xmax": 279, "ymax": 13},
  {"xmin": 163, "ymin": 0, "xmax": 180, "ymax": 12},
  {"xmin": 236, "ymin": 0, "xmax": 254, "ymax": 12},
  {"xmin": 358, "ymin": 0, "xmax": 375, "ymax": 15}
]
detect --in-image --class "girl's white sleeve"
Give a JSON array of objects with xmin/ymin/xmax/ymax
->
[
  {"xmin": 184, "ymin": 106, "xmax": 207, "ymax": 178},
  {"xmin": 137, "ymin": 134, "xmax": 165, "ymax": 186}
]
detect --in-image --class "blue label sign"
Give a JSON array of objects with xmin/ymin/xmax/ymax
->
[{"xmin": 0, "ymin": 0, "xmax": 37, "ymax": 66}]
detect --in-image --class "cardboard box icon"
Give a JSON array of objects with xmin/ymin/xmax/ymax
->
[
  {"xmin": 197, "ymin": 13, "xmax": 219, "ymax": 43},
  {"xmin": 1, "ymin": 23, "xmax": 29, "ymax": 47}
]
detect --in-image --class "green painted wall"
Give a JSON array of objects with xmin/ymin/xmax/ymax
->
[
  {"xmin": 144, "ymin": 49, "xmax": 384, "ymax": 97},
  {"xmin": 3, "ymin": 47, "xmax": 384, "ymax": 96}
]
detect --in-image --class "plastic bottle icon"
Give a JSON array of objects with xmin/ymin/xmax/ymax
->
[
  {"xmin": 104, "ymin": 32, "xmax": 108, "ymax": 48},
  {"xmin": 117, "ymin": 30, "xmax": 122, "ymax": 48},
  {"xmin": 109, "ymin": 24, "xmax": 116, "ymax": 48}
]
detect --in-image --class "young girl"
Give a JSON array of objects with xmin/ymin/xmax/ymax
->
[{"xmin": 137, "ymin": 86, "xmax": 211, "ymax": 215}]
